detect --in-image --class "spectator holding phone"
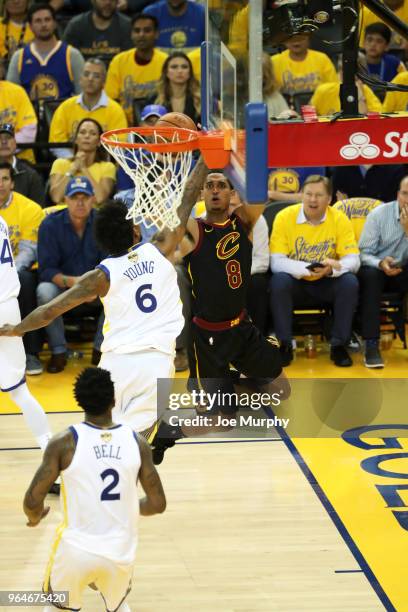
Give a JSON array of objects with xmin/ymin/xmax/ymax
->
[
  {"xmin": 359, "ymin": 176, "xmax": 408, "ymax": 368},
  {"xmin": 269, "ymin": 175, "xmax": 360, "ymax": 367}
]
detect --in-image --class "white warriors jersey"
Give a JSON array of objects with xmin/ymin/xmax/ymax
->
[
  {"xmin": 60, "ymin": 422, "xmax": 141, "ymax": 565},
  {"xmin": 97, "ymin": 242, "xmax": 183, "ymax": 355},
  {"xmin": 0, "ymin": 217, "xmax": 20, "ymax": 302}
]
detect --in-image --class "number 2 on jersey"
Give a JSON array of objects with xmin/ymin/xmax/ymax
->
[
  {"xmin": 226, "ymin": 259, "xmax": 242, "ymax": 289},
  {"xmin": 0, "ymin": 238, "xmax": 13, "ymax": 266},
  {"xmin": 100, "ymin": 468, "xmax": 120, "ymax": 501},
  {"xmin": 135, "ymin": 283, "xmax": 157, "ymax": 313}
]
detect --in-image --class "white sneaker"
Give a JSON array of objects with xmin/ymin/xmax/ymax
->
[{"xmin": 26, "ymin": 354, "xmax": 43, "ymax": 375}]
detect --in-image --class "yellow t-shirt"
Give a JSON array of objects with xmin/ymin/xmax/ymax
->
[
  {"xmin": 105, "ymin": 48, "xmax": 168, "ymax": 123},
  {"xmin": 0, "ymin": 19, "xmax": 34, "ymax": 58},
  {"xmin": 271, "ymin": 49, "xmax": 338, "ymax": 96},
  {"xmin": 310, "ymin": 82, "xmax": 382, "ymax": 115},
  {"xmin": 269, "ymin": 203, "xmax": 359, "ymax": 280},
  {"xmin": 333, "ymin": 197, "xmax": 383, "ymax": 242},
  {"xmin": 188, "ymin": 47, "xmax": 201, "ymax": 83},
  {"xmin": 49, "ymin": 94, "xmax": 128, "ymax": 143},
  {"xmin": 382, "ymin": 71, "xmax": 408, "ymax": 112},
  {"xmin": 0, "ymin": 81, "xmax": 37, "ymax": 163},
  {"xmin": 50, "ymin": 158, "xmax": 117, "ymax": 183},
  {"xmin": 359, "ymin": 2, "xmax": 408, "ymax": 47},
  {"xmin": 0, "ymin": 192, "xmax": 44, "ymax": 256}
]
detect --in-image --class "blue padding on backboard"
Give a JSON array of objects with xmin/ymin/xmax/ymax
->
[
  {"xmin": 201, "ymin": 41, "xmax": 209, "ymax": 130},
  {"xmin": 245, "ymin": 103, "xmax": 268, "ymax": 203}
]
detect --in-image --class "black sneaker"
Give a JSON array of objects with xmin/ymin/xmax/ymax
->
[
  {"xmin": 364, "ymin": 344, "xmax": 384, "ymax": 369},
  {"xmin": 279, "ymin": 343, "xmax": 293, "ymax": 367},
  {"xmin": 150, "ymin": 421, "xmax": 184, "ymax": 465},
  {"xmin": 330, "ymin": 345, "xmax": 352, "ymax": 367}
]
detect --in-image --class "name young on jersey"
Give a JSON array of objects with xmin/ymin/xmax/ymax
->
[{"xmin": 123, "ymin": 260, "xmax": 155, "ymax": 281}]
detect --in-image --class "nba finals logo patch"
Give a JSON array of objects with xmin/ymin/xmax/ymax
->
[
  {"xmin": 128, "ymin": 251, "xmax": 139, "ymax": 263},
  {"xmin": 100, "ymin": 433, "xmax": 112, "ymax": 443}
]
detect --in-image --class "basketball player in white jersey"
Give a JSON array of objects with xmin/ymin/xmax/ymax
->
[
  {"xmin": 24, "ymin": 367, "xmax": 166, "ymax": 612},
  {"xmin": 0, "ymin": 158, "xmax": 210, "ymax": 462},
  {"xmin": 0, "ymin": 216, "xmax": 52, "ymax": 451}
]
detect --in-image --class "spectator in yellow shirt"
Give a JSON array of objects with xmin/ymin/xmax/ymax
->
[
  {"xmin": 269, "ymin": 175, "xmax": 360, "ymax": 367},
  {"xmin": 271, "ymin": 33, "xmax": 338, "ymax": 98},
  {"xmin": 49, "ymin": 58, "xmax": 127, "ymax": 158},
  {"xmin": 105, "ymin": 14, "xmax": 168, "ymax": 124},
  {"xmin": 0, "ymin": 161, "xmax": 45, "ymax": 374},
  {"xmin": 382, "ymin": 71, "xmax": 408, "ymax": 112},
  {"xmin": 333, "ymin": 197, "xmax": 383, "ymax": 242},
  {"xmin": 0, "ymin": 0, "xmax": 34, "ymax": 63},
  {"xmin": 49, "ymin": 118, "xmax": 116, "ymax": 207}
]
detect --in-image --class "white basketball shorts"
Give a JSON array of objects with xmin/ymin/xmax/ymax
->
[
  {"xmin": 45, "ymin": 538, "xmax": 133, "ymax": 611},
  {"xmin": 0, "ymin": 298, "xmax": 25, "ymax": 392},
  {"xmin": 100, "ymin": 349, "xmax": 175, "ymax": 432}
]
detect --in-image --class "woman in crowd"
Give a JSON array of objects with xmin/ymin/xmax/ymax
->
[
  {"xmin": 0, "ymin": 0, "xmax": 33, "ymax": 64},
  {"xmin": 150, "ymin": 52, "xmax": 201, "ymax": 126},
  {"xmin": 49, "ymin": 118, "xmax": 116, "ymax": 206},
  {"xmin": 263, "ymin": 53, "xmax": 296, "ymax": 120}
]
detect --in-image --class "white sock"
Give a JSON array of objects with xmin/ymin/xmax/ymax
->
[
  {"xmin": 9, "ymin": 383, "xmax": 52, "ymax": 450},
  {"xmin": 116, "ymin": 603, "xmax": 131, "ymax": 612}
]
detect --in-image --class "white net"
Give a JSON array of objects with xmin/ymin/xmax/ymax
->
[{"xmin": 101, "ymin": 128, "xmax": 197, "ymax": 232}]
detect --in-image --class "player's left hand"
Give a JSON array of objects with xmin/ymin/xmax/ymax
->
[
  {"xmin": 0, "ymin": 324, "xmax": 20, "ymax": 336},
  {"xmin": 26, "ymin": 506, "xmax": 50, "ymax": 527}
]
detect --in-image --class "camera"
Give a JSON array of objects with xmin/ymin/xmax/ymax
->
[{"xmin": 263, "ymin": 1, "xmax": 337, "ymax": 45}]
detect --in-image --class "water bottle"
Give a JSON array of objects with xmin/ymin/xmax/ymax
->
[{"xmin": 304, "ymin": 334, "xmax": 317, "ymax": 358}]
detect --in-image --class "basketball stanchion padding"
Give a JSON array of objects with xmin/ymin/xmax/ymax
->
[{"xmin": 101, "ymin": 126, "xmax": 230, "ymax": 233}]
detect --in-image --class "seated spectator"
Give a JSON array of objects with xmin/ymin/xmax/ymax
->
[
  {"xmin": 0, "ymin": 124, "xmax": 45, "ymax": 205},
  {"xmin": 0, "ymin": 0, "xmax": 34, "ymax": 64},
  {"xmin": 359, "ymin": 1, "xmax": 408, "ymax": 50},
  {"xmin": 364, "ymin": 23, "xmax": 405, "ymax": 84},
  {"xmin": 37, "ymin": 177, "xmax": 104, "ymax": 373},
  {"xmin": 358, "ymin": 176, "xmax": 408, "ymax": 368},
  {"xmin": 0, "ymin": 57, "xmax": 37, "ymax": 163},
  {"xmin": 262, "ymin": 52, "xmax": 293, "ymax": 120},
  {"xmin": 49, "ymin": 118, "xmax": 116, "ymax": 206},
  {"xmin": 7, "ymin": 3, "xmax": 84, "ymax": 101},
  {"xmin": 148, "ymin": 52, "xmax": 200, "ymax": 124},
  {"xmin": 63, "ymin": 0, "xmax": 132, "ymax": 66},
  {"xmin": 105, "ymin": 13, "xmax": 167, "ymax": 124},
  {"xmin": 268, "ymin": 166, "xmax": 327, "ymax": 203},
  {"xmin": 116, "ymin": 103, "xmax": 167, "ymax": 191},
  {"xmin": 270, "ymin": 33, "xmax": 338, "ymax": 98},
  {"xmin": 0, "ymin": 161, "xmax": 45, "ymax": 375},
  {"xmin": 269, "ymin": 175, "xmax": 360, "ymax": 367},
  {"xmin": 331, "ymin": 163, "xmax": 407, "ymax": 203},
  {"xmin": 333, "ymin": 197, "xmax": 383, "ymax": 241},
  {"xmin": 382, "ymin": 71, "xmax": 408, "ymax": 112},
  {"xmin": 310, "ymin": 76, "xmax": 381, "ymax": 116},
  {"xmin": 49, "ymin": 58, "xmax": 127, "ymax": 159},
  {"xmin": 143, "ymin": 0, "xmax": 205, "ymax": 54}
]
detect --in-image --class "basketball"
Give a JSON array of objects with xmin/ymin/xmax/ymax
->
[{"xmin": 156, "ymin": 112, "xmax": 197, "ymax": 131}]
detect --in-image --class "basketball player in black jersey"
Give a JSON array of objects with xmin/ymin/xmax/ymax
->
[{"xmin": 181, "ymin": 171, "xmax": 289, "ymax": 412}]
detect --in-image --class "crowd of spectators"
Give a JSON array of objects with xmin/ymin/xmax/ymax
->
[{"xmin": 0, "ymin": 0, "xmax": 407, "ymax": 375}]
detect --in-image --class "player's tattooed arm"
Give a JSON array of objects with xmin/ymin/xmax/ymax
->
[
  {"xmin": 137, "ymin": 435, "xmax": 166, "ymax": 516},
  {"xmin": 23, "ymin": 431, "xmax": 72, "ymax": 526},
  {"xmin": 177, "ymin": 155, "xmax": 208, "ymax": 231},
  {"xmin": 0, "ymin": 269, "xmax": 109, "ymax": 337}
]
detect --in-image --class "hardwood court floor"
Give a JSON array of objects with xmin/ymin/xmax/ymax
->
[{"xmin": 0, "ymin": 339, "xmax": 406, "ymax": 611}]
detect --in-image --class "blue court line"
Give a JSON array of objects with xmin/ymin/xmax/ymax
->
[
  {"xmin": 335, "ymin": 570, "xmax": 364, "ymax": 574},
  {"xmin": 262, "ymin": 406, "xmax": 396, "ymax": 612}
]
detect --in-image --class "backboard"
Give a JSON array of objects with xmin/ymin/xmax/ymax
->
[{"xmin": 203, "ymin": 0, "xmax": 269, "ymax": 202}]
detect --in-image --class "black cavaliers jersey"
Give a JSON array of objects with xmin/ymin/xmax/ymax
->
[{"xmin": 185, "ymin": 214, "xmax": 253, "ymax": 322}]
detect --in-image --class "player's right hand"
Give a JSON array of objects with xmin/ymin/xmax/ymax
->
[
  {"xmin": 26, "ymin": 506, "xmax": 50, "ymax": 527},
  {"xmin": 0, "ymin": 324, "xmax": 20, "ymax": 336}
]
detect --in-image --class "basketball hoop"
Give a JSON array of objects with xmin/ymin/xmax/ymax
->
[
  {"xmin": 101, "ymin": 126, "xmax": 199, "ymax": 232},
  {"xmin": 101, "ymin": 126, "xmax": 230, "ymax": 232}
]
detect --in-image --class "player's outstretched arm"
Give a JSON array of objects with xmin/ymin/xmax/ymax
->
[
  {"xmin": 177, "ymin": 155, "xmax": 208, "ymax": 229},
  {"xmin": 0, "ymin": 269, "xmax": 109, "ymax": 337},
  {"xmin": 23, "ymin": 433, "xmax": 65, "ymax": 526},
  {"xmin": 137, "ymin": 434, "xmax": 166, "ymax": 516}
]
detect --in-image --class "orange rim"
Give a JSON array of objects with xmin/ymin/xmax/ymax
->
[{"xmin": 101, "ymin": 126, "xmax": 199, "ymax": 153}]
